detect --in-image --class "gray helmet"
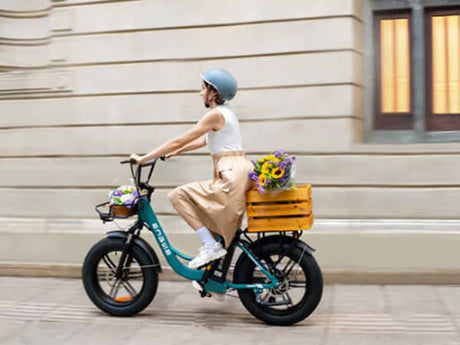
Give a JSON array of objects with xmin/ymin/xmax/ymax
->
[{"xmin": 200, "ymin": 68, "xmax": 237, "ymax": 101}]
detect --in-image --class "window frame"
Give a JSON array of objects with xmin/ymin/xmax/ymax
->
[
  {"xmin": 365, "ymin": 0, "xmax": 460, "ymax": 143},
  {"xmin": 373, "ymin": 11, "xmax": 414, "ymax": 130},
  {"xmin": 425, "ymin": 7, "xmax": 460, "ymax": 131}
]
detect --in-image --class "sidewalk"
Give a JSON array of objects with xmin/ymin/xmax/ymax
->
[{"xmin": 0, "ymin": 277, "xmax": 459, "ymax": 345}]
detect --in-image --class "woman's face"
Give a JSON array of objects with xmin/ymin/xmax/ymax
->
[{"xmin": 200, "ymin": 82, "xmax": 216, "ymax": 108}]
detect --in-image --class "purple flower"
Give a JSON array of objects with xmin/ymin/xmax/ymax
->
[
  {"xmin": 112, "ymin": 190, "xmax": 122, "ymax": 197},
  {"xmin": 274, "ymin": 150, "xmax": 286, "ymax": 158},
  {"xmin": 251, "ymin": 159, "xmax": 257, "ymax": 166},
  {"xmin": 248, "ymin": 172, "xmax": 259, "ymax": 182},
  {"xmin": 132, "ymin": 190, "xmax": 139, "ymax": 197}
]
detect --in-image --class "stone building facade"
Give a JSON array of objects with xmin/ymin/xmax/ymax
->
[{"xmin": 1, "ymin": 0, "xmax": 459, "ymax": 281}]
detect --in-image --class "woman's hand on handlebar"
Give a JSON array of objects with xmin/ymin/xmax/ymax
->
[
  {"xmin": 129, "ymin": 153, "xmax": 144, "ymax": 165},
  {"xmin": 127, "ymin": 153, "xmax": 166, "ymax": 166}
]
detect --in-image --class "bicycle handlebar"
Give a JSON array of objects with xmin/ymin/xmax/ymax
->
[
  {"xmin": 119, "ymin": 156, "xmax": 166, "ymax": 196},
  {"xmin": 120, "ymin": 156, "xmax": 165, "ymax": 166},
  {"xmin": 120, "ymin": 156, "xmax": 166, "ymax": 198}
]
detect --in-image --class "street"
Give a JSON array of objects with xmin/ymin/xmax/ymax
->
[{"xmin": 1, "ymin": 277, "xmax": 459, "ymax": 345}]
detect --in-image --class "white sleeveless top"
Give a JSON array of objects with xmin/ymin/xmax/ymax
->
[{"xmin": 206, "ymin": 104, "xmax": 243, "ymax": 155}]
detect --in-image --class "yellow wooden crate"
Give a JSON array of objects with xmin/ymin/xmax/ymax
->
[{"xmin": 246, "ymin": 185, "xmax": 314, "ymax": 232}]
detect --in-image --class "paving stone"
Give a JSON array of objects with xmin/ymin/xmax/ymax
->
[
  {"xmin": 0, "ymin": 277, "xmax": 459, "ymax": 345},
  {"xmin": 382, "ymin": 285, "xmax": 446, "ymax": 316},
  {"xmin": 331, "ymin": 285, "xmax": 386, "ymax": 314}
]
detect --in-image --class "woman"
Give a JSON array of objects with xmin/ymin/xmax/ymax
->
[{"xmin": 130, "ymin": 68, "xmax": 253, "ymax": 269}]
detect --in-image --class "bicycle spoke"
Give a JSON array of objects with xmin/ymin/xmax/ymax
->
[
  {"xmin": 282, "ymin": 258, "xmax": 297, "ymax": 276},
  {"xmin": 109, "ymin": 279, "xmax": 122, "ymax": 298},
  {"xmin": 288, "ymin": 281, "xmax": 307, "ymax": 288},
  {"xmin": 125, "ymin": 269, "xmax": 143, "ymax": 280},
  {"xmin": 122, "ymin": 280, "xmax": 137, "ymax": 297},
  {"xmin": 97, "ymin": 269, "xmax": 114, "ymax": 280},
  {"xmin": 283, "ymin": 291, "xmax": 294, "ymax": 306},
  {"xmin": 102, "ymin": 254, "xmax": 117, "ymax": 273}
]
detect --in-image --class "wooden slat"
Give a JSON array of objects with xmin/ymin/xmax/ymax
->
[
  {"xmin": 247, "ymin": 201, "xmax": 312, "ymax": 217},
  {"xmin": 248, "ymin": 214, "xmax": 314, "ymax": 232},
  {"xmin": 247, "ymin": 185, "xmax": 311, "ymax": 203},
  {"xmin": 51, "ymin": 18, "xmax": 358, "ymax": 65}
]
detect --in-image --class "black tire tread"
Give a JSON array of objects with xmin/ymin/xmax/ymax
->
[
  {"xmin": 234, "ymin": 242, "xmax": 323, "ymax": 326},
  {"xmin": 82, "ymin": 237, "xmax": 158, "ymax": 316}
]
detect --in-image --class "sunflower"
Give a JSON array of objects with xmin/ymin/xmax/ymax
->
[
  {"xmin": 261, "ymin": 162, "xmax": 271, "ymax": 175},
  {"xmin": 271, "ymin": 167, "xmax": 285, "ymax": 179},
  {"xmin": 259, "ymin": 175, "xmax": 268, "ymax": 186}
]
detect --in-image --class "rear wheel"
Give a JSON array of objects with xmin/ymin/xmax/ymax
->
[
  {"xmin": 82, "ymin": 237, "xmax": 158, "ymax": 316},
  {"xmin": 234, "ymin": 242, "xmax": 323, "ymax": 325}
]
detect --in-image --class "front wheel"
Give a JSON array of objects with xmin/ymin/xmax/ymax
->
[
  {"xmin": 234, "ymin": 242, "xmax": 323, "ymax": 326},
  {"xmin": 82, "ymin": 237, "xmax": 158, "ymax": 316}
]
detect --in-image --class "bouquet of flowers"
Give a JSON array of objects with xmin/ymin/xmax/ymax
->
[
  {"xmin": 249, "ymin": 150, "xmax": 296, "ymax": 194},
  {"xmin": 109, "ymin": 184, "xmax": 139, "ymax": 207}
]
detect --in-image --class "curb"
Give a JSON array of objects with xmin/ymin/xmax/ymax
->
[{"xmin": 1, "ymin": 262, "xmax": 460, "ymax": 285}]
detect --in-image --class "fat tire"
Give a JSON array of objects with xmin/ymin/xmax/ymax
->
[
  {"xmin": 234, "ymin": 242, "xmax": 323, "ymax": 326},
  {"xmin": 82, "ymin": 237, "xmax": 158, "ymax": 316}
]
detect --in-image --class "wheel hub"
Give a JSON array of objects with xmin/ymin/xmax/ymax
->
[{"xmin": 272, "ymin": 269, "xmax": 289, "ymax": 295}]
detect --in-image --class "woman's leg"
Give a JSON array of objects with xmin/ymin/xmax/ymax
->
[{"xmin": 170, "ymin": 201, "xmax": 204, "ymax": 231}]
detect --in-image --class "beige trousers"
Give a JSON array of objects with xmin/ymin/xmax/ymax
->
[{"xmin": 168, "ymin": 151, "xmax": 254, "ymax": 247}]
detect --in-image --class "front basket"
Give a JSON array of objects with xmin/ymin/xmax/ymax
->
[
  {"xmin": 246, "ymin": 185, "xmax": 314, "ymax": 232},
  {"xmin": 95, "ymin": 202, "xmax": 136, "ymax": 222}
]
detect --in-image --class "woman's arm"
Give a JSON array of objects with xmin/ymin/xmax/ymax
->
[
  {"xmin": 166, "ymin": 135, "xmax": 206, "ymax": 158},
  {"xmin": 131, "ymin": 109, "xmax": 223, "ymax": 164}
]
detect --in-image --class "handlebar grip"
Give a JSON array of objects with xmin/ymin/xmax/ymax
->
[{"xmin": 120, "ymin": 159, "xmax": 137, "ymax": 164}]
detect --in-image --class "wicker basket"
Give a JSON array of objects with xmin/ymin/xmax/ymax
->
[
  {"xmin": 246, "ymin": 185, "xmax": 313, "ymax": 232},
  {"xmin": 110, "ymin": 204, "xmax": 135, "ymax": 217}
]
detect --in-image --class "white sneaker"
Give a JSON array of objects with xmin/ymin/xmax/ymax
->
[{"xmin": 188, "ymin": 243, "xmax": 227, "ymax": 269}]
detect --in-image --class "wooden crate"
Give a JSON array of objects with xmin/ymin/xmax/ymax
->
[{"xmin": 246, "ymin": 185, "xmax": 313, "ymax": 232}]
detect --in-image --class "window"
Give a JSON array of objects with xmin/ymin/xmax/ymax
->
[
  {"xmin": 374, "ymin": 12, "xmax": 413, "ymax": 129},
  {"xmin": 370, "ymin": 1, "xmax": 460, "ymax": 140},
  {"xmin": 426, "ymin": 10, "xmax": 460, "ymax": 130}
]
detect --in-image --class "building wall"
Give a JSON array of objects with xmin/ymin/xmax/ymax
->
[{"xmin": 1, "ymin": 0, "xmax": 459, "ymax": 277}]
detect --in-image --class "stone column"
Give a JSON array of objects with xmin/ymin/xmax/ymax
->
[{"xmin": 0, "ymin": 0, "xmax": 71, "ymax": 97}]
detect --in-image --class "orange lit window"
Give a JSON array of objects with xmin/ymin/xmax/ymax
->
[
  {"xmin": 380, "ymin": 18, "xmax": 411, "ymax": 113},
  {"xmin": 431, "ymin": 14, "xmax": 460, "ymax": 114}
]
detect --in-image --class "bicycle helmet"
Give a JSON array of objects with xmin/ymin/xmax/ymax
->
[{"xmin": 200, "ymin": 68, "xmax": 237, "ymax": 101}]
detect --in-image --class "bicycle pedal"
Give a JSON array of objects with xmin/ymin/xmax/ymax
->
[{"xmin": 192, "ymin": 280, "xmax": 211, "ymax": 298}]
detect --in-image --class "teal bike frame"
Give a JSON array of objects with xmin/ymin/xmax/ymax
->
[{"xmin": 138, "ymin": 198, "xmax": 279, "ymax": 294}]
